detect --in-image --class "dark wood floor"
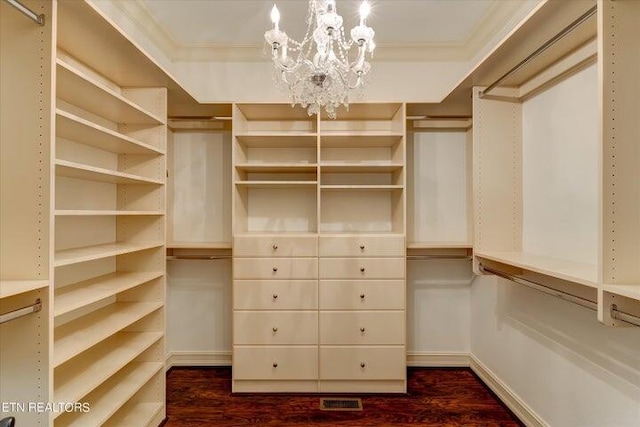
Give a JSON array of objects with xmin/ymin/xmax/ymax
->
[{"xmin": 165, "ymin": 367, "xmax": 523, "ymax": 426}]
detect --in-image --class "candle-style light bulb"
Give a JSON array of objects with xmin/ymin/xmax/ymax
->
[
  {"xmin": 359, "ymin": 1, "xmax": 370, "ymax": 25},
  {"xmin": 271, "ymin": 4, "xmax": 280, "ymax": 31}
]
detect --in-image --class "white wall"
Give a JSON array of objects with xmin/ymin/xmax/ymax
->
[
  {"xmin": 409, "ymin": 131, "xmax": 469, "ymax": 243},
  {"xmin": 522, "ymin": 64, "xmax": 599, "ymax": 265},
  {"xmin": 166, "ymin": 259, "xmax": 232, "ymax": 355},
  {"xmin": 171, "ymin": 132, "xmax": 232, "ymax": 243},
  {"xmin": 472, "ymin": 275, "xmax": 640, "ymax": 427},
  {"xmin": 407, "ymin": 260, "xmax": 472, "ymax": 356}
]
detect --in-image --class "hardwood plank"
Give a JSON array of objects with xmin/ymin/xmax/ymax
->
[{"xmin": 165, "ymin": 367, "xmax": 524, "ymax": 426}]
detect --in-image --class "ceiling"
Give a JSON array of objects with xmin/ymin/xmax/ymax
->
[{"xmin": 114, "ymin": 0, "xmax": 528, "ymax": 61}]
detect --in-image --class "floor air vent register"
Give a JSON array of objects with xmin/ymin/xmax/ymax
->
[{"xmin": 319, "ymin": 398, "xmax": 363, "ymax": 411}]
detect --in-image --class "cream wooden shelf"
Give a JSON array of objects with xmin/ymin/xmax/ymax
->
[
  {"xmin": 54, "ymin": 331, "xmax": 162, "ymax": 408},
  {"xmin": 166, "ymin": 242, "xmax": 232, "ymax": 249},
  {"xmin": 56, "ymin": 109, "xmax": 164, "ymax": 155},
  {"xmin": 235, "ymin": 103, "xmax": 317, "ymax": 120},
  {"xmin": 54, "ymin": 301, "xmax": 163, "ymax": 367},
  {"xmin": 55, "ymin": 361, "xmax": 163, "ymax": 427},
  {"xmin": 235, "ymin": 133, "xmax": 318, "ymax": 141},
  {"xmin": 320, "ymin": 163, "xmax": 404, "ymax": 173},
  {"xmin": 55, "ymin": 210, "xmax": 162, "ymax": 216},
  {"xmin": 320, "ymin": 185, "xmax": 404, "ymax": 191},
  {"xmin": 476, "ymin": 251, "xmax": 598, "ymax": 288},
  {"xmin": 56, "ymin": 59, "xmax": 164, "ymax": 125},
  {"xmin": 0, "ymin": 280, "xmax": 48, "ymax": 299},
  {"xmin": 602, "ymin": 285, "xmax": 640, "ymax": 302},
  {"xmin": 55, "ymin": 159, "xmax": 163, "ymax": 185},
  {"xmin": 320, "ymin": 103, "xmax": 404, "ymax": 121},
  {"xmin": 102, "ymin": 401, "xmax": 164, "ymax": 427},
  {"xmin": 407, "ymin": 242, "xmax": 473, "ymax": 249},
  {"xmin": 235, "ymin": 164, "xmax": 318, "ymax": 173},
  {"xmin": 236, "ymin": 181, "xmax": 318, "ymax": 188},
  {"xmin": 54, "ymin": 242, "xmax": 163, "ymax": 267},
  {"xmin": 54, "ymin": 271, "xmax": 164, "ymax": 317},
  {"xmin": 320, "ymin": 135, "xmax": 404, "ymax": 146}
]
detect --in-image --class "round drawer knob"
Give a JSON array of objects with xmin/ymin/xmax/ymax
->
[
  {"xmin": 360, "ymin": 327, "xmax": 365, "ymax": 332},
  {"xmin": 359, "ymin": 245, "xmax": 365, "ymax": 250},
  {"xmin": 273, "ymin": 294, "xmax": 278, "ymax": 299},
  {"xmin": 272, "ymin": 244, "xmax": 278, "ymax": 250},
  {"xmin": 360, "ymin": 362, "xmax": 366, "ymax": 368},
  {"xmin": 360, "ymin": 293, "xmax": 365, "ymax": 299},
  {"xmin": 272, "ymin": 327, "xmax": 278, "ymax": 332},
  {"xmin": 273, "ymin": 267, "xmax": 278, "ymax": 272},
  {"xmin": 360, "ymin": 267, "xmax": 365, "ymax": 273},
  {"xmin": 273, "ymin": 362, "xmax": 278, "ymax": 368}
]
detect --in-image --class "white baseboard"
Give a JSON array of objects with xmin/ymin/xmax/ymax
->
[
  {"xmin": 166, "ymin": 351, "xmax": 232, "ymax": 370},
  {"xmin": 470, "ymin": 355, "xmax": 547, "ymax": 427},
  {"xmin": 406, "ymin": 351, "xmax": 471, "ymax": 367}
]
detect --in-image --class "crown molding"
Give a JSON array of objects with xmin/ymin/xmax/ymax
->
[{"xmin": 109, "ymin": 0, "xmax": 525, "ymax": 63}]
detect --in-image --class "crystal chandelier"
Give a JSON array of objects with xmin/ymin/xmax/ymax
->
[{"xmin": 264, "ymin": 0, "xmax": 375, "ymax": 118}]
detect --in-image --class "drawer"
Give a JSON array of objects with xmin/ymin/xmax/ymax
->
[
  {"xmin": 319, "ymin": 235, "xmax": 405, "ymax": 257},
  {"xmin": 319, "ymin": 280, "xmax": 404, "ymax": 310},
  {"xmin": 320, "ymin": 311, "xmax": 404, "ymax": 345},
  {"xmin": 234, "ymin": 280, "xmax": 318, "ymax": 310},
  {"xmin": 319, "ymin": 347, "xmax": 405, "ymax": 380},
  {"xmin": 234, "ymin": 258, "xmax": 318, "ymax": 279},
  {"xmin": 234, "ymin": 235, "xmax": 317, "ymax": 257},
  {"xmin": 319, "ymin": 258, "xmax": 404, "ymax": 279},
  {"xmin": 234, "ymin": 311, "xmax": 317, "ymax": 345},
  {"xmin": 234, "ymin": 346, "xmax": 318, "ymax": 380}
]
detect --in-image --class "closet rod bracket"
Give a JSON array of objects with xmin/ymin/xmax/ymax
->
[
  {"xmin": 4, "ymin": 0, "xmax": 45, "ymax": 26},
  {"xmin": 0, "ymin": 298, "xmax": 42, "ymax": 324},
  {"xmin": 610, "ymin": 304, "xmax": 640, "ymax": 328}
]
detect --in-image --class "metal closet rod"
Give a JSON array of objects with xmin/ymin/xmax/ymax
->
[
  {"xmin": 479, "ymin": 264, "xmax": 640, "ymax": 328},
  {"xmin": 4, "ymin": 0, "xmax": 45, "ymax": 25},
  {"xmin": 407, "ymin": 255, "xmax": 472, "ymax": 261},
  {"xmin": 0, "ymin": 298, "xmax": 42, "ymax": 325},
  {"xmin": 479, "ymin": 5, "xmax": 596, "ymax": 98}
]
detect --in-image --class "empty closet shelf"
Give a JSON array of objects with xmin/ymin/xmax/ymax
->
[
  {"xmin": 56, "ymin": 109, "xmax": 164, "ymax": 155},
  {"xmin": 53, "ymin": 301, "xmax": 163, "ymax": 367},
  {"xmin": 53, "ymin": 361, "xmax": 163, "ymax": 427},
  {"xmin": 102, "ymin": 401, "xmax": 164, "ymax": 427},
  {"xmin": 56, "ymin": 59, "xmax": 164, "ymax": 125},
  {"xmin": 54, "ymin": 331, "xmax": 162, "ymax": 406},
  {"xmin": 54, "ymin": 271, "xmax": 164, "ymax": 317},
  {"xmin": 55, "ymin": 160, "xmax": 164, "ymax": 185},
  {"xmin": 0, "ymin": 280, "xmax": 48, "ymax": 299},
  {"xmin": 54, "ymin": 242, "xmax": 163, "ymax": 267}
]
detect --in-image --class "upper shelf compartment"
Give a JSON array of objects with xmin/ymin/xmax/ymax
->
[
  {"xmin": 320, "ymin": 103, "xmax": 404, "ymax": 134},
  {"xmin": 234, "ymin": 104, "xmax": 318, "ymax": 135},
  {"xmin": 56, "ymin": 58, "xmax": 164, "ymax": 126}
]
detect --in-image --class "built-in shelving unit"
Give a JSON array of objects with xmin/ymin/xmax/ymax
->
[
  {"xmin": 51, "ymin": 1, "xmax": 169, "ymax": 425},
  {"xmin": 472, "ymin": 0, "xmax": 639, "ymax": 326},
  {"xmin": 231, "ymin": 103, "xmax": 406, "ymax": 393},
  {"xmin": 0, "ymin": 1, "xmax": 53, "ymax": 425}
]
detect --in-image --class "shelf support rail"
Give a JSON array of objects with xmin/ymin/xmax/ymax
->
[
  {"xmin": 0, "ymin": 298, "xmax": 42, "ymax": 324},
  {"xmin": 479, "ymin": 264, "xmax": 640, "ymax": 327},
  {"xmin": 479, "ymin": 5, "xmax": 596, "ymax": 98},
  {"xmin": 3, "ymin": 0, "xmax": 45, "ymax": 26}
]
